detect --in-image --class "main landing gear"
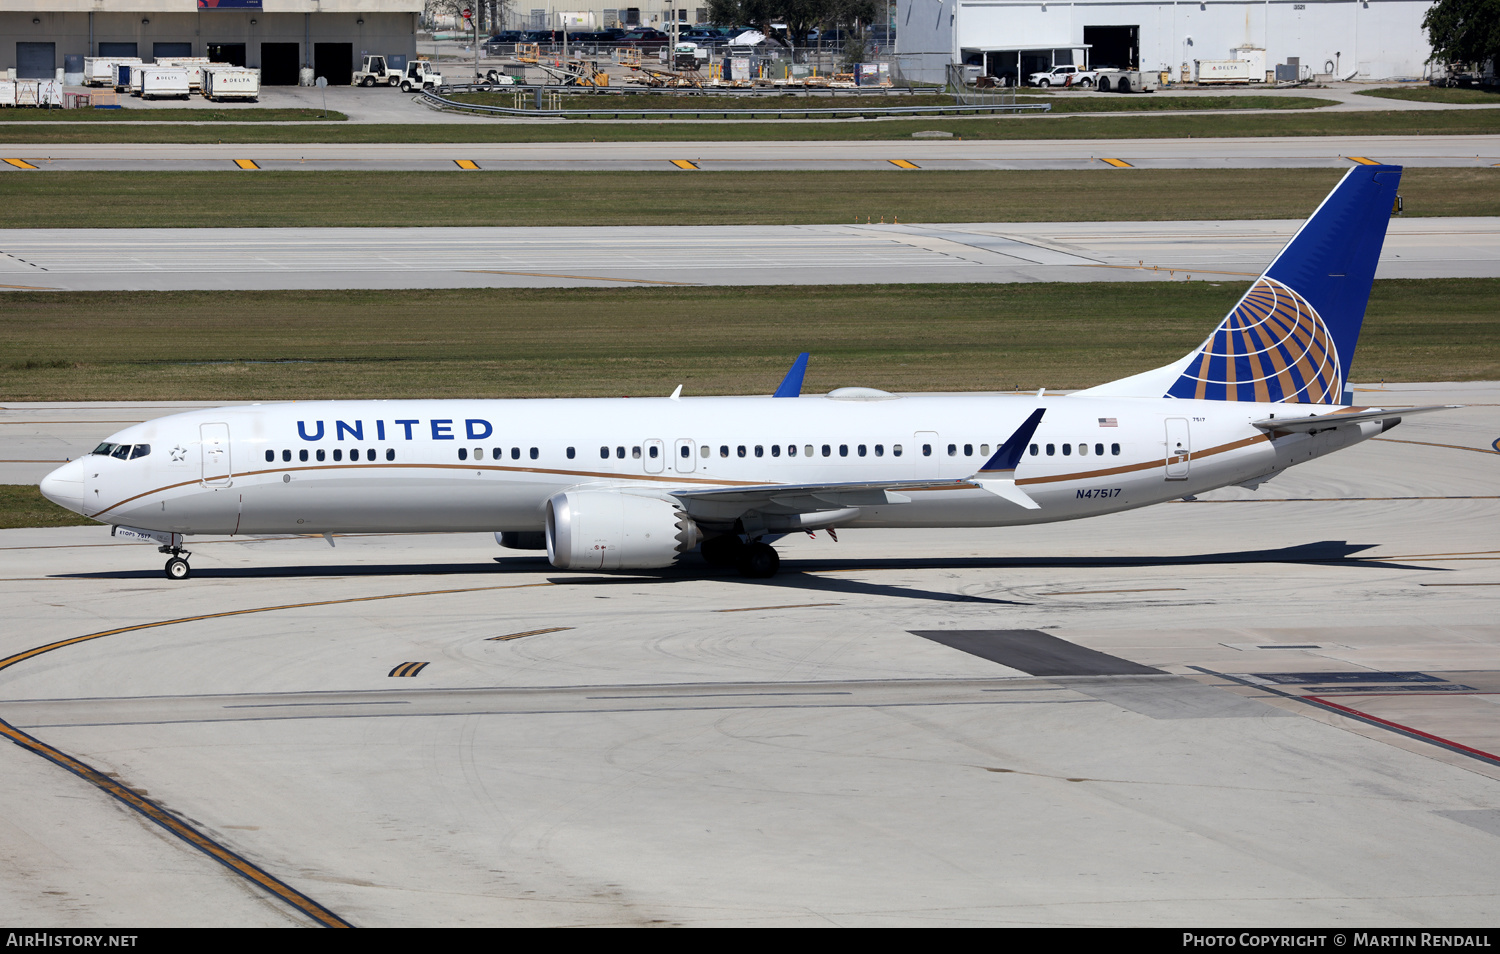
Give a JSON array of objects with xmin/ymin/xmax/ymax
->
[
  {"xmin": 700, "ymin": 534, "xmax": 780, "ymax": 578},
  {"xmin": 159, "ymin": 545, "xmax": 192, "ymax": 580}
]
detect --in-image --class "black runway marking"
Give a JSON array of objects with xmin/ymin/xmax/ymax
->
[{"xmin": 908, "ymin": 629, "xmax": 1164, "ymax": 676}]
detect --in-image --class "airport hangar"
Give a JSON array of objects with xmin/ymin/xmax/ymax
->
[
  {"xmin": 1, "ymin": 0, "xmax": 422, "ymax": 86},
  {"xmin": 893, "ymin": 0, "xmax": 1437, "ymax": 86}
]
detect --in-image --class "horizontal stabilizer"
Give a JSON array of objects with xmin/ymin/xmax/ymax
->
[{"xmin": 1251, "ymin": 405, "xmax": 1458, "ymax": 433}]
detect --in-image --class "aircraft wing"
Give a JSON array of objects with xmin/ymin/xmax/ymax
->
[{"xmin": 1251, "ymin": 405, "xmax": 1458, "ymax": 433}]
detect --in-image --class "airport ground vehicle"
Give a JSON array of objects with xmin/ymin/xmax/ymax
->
[
  {"xmin": 399, "ymin": 60, "xmax": 444, "ymax": 91},
  {"xmin": 203, "ymin": 66, "xmax": 261, "ymax": 102},
  {"xmin": 1028, "ymin": 65, "xmax": 1101, "ymax": 87},
  {"xmin": 1095, "ymin": 69, "xmax": 1158, "ymax": 92},
  {"xmin": 133, "ymin": 66, "xmax": 191, "ymax": 100},
  {"xmin": 41, "ymin": 166, "xmax": 1447, "ymax": 581},
  {"xmin": 352, "ymin": 55, "xmax": 402, "ymax": 87}
]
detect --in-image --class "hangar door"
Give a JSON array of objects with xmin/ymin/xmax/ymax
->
[
  {"xmin": 261, "ymin": 43, "xmax": 300, "ymax": 85},
  {"xmin": 16, "ymin": 42, "xmax": 55, "ymax": 78},
  {"xmin": 98, "ymin": 42, "xmax": 137, "ymax": 58},
  {"xmin": 1083, "ymin": 26, "xmax": 1139, "ymax": 70},
  {"xmin": 313, "ymin": 43, "xmax": 354, "ymax": 86},
  {"xmin": 208, "ymin": 43, "xmax": 247, "ymax": 67}
]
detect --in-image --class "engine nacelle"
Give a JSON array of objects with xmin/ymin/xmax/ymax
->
[{"xmin": 546, "ymin": 491, "xmax": 702, "ymax": 570}]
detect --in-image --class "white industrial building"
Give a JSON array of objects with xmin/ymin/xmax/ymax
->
[
  {"xmin": 2, "ymin": 1, "xmax": 422, "ymax": 85},
  {"xmin": 893, "ymin": 0, "xmax": 1437, "ymax": 85}
]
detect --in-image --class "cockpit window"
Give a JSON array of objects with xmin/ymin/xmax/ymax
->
[{"xmin": 92, "ymin": 442, "xmax": 150, "ymax": 460}]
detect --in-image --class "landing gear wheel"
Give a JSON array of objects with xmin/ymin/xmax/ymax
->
[
  {"xmin": 701, "ymin": 534, "xmax": 746, "ymax": 567},
  {"xmin": 736, "ymin": 542, "xmax": 780, "ymax": 579},
  {"xmin": 165, "ymin": 557, "xmax": 191, "ymax": 580}
]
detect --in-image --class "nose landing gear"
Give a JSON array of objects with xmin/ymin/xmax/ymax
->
[{"xmin": 159, "ymin": 545, "xmax": 192, "ymax": 580}]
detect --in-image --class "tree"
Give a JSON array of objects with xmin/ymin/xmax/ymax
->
[
  {"xmin": 1422, "ymin": 0, "xmax": 1500, "ymax": 72},
  {"xmin": 706, "ymin": 0, "xmax": 879, "ymax": 51}
]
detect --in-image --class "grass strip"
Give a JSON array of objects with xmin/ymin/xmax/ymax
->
[
  {"xmin": 0, "ymin": 485, "xmax": 94, "ymax": 528},
  {"xmin": 2, "ymin": 279, "xmax": 1494, "ymax": 402},
  {"xmin": 0, "ymin": 108, "xmax": 348, "ymax": 122},
  {"xmin": 2, "ymin": 168, "xmax": 1495, "ymax": 228},
  {"xmin": 0, "ymin": 109, "xmax": 1496, "ymax": 143},
  {"xmin": 1356, "ymin": 87, "xmax": 1500, "ymax": 105}
]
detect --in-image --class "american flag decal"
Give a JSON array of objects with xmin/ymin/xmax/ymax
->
[{"xmin": 1098, "ymin": 418, "xmax": 1118, "ymax": 427}]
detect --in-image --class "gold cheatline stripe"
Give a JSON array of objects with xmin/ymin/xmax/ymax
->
[
  {"xmin": 489, "ymin": 626, "xmax": 573, "ymax": 641},
  {"xmin": 0, "ymin": 716, "xmax": 353, "ymax": 927},
  {"xmin": 0, "ymin": 580, "xmax": 553, "ymax": 925}
]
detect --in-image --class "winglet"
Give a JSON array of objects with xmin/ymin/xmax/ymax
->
[
  {"xmin": 972, "ymin": 408, "xmax": 1045, "ymax": 509},
  {"xmin": 772, "ymin": 353, "xmax": 810, "ymax": 398},
  {"xmin": 977, "ymin": 409, "xmax": 1045, "ymax": 478}
]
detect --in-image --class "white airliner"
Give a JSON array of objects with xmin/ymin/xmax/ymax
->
[{"xmin": 40, "ymin": 165, "xmax": 1451, "ymax": 580}]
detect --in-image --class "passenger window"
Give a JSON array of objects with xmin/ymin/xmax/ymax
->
[
  {"xmin": 386, "ymin": 448, "xmax": 395, "ymax": 461},
  {"xmin": 804, "ymin": 445, "xmax": 814, "ymax": 457},
  {"xmin": 700, "ymin": 445, "xmax": 710, "ymax": 458},
  {"xmin": 922, "ymin": 444, "xmax": 932, "ymax": 457},
  {"xmin": 316, "ymin": 449, "xmax": 326, "ymax": 462},
  {"xmin": 265, "ymin": 450, "xmax": 275, "ymax": 463},
  {"xmin": 680, "ymin": 445, "xmax": 690, "ymax": 458},
  {"xmin": 1095, "ymin": 443, "xmax": 1104, "ymax": 456},
  {"xmin": 513, "ymin": 447, "xmax": 522, "ymax": 460},
  {"xmin": 839, "ymin": 444, "xmax": 848, "ymax": 457},
  {"xmin": 1111, "ymin": 443, "xmax": 1121, "ymax": 455},
  {"xmin": 367, "ymin": 449, "xmax": 376, "ymax": 461},
  {"xmin": 567, "ymin": 447, "xmax": 576, "ymax": 459},
  {"xmin": 333, "ymin": 449, "xmax": 343, "ymax": 462},
  {"xmin": 616, "ymin": 446, "xmax": 625, "ymax": 459},
  {"xmin": 787, "ymin": 444, "xmax": 797, "ymax": 457},
  {"xmin": 1079, "ymin": 443, "xmax": 1089, "ymax": 456},
  {"xmin": 893, "ymin": 444, "xmax": 903, "ymax": 457},
  {"xmin": 459, "ymin": 448, "xmax": 468, "ymax": 461},
  {"xmin": 754, "ymin": 445, "xmax": 764, "ymax": 457},
  {"xmin": 947, "ymin": 444, "xmax": 956, "ymax": 456},
  {"xmin": 964, "ymin": 444, "xmax": 973, "ymax": 456},
  {"xmin": 857, "ymin": 444, "xmax": 866, "ymax": 457},
  {"xmin": 632, "ymin": 446, "xmax": 641, "ymax": 459},
  {"xmin": 1062, "ymin": 444, "xmax": 1071, "ymax": 456},
  {"xmin": 600, "ymin": 446, "xmax": 609, "ymax": 459},
  {"xmin": 300, "ymin": 449, "xmax": 309, "ymax": 462},
  {"xmin": 1046, "ymin": 444, "xmax": 1055, "ymax": 456},
  {"xmin": 737, "ymin": 445, "xmax": 746, "ymax": 458},
  {"xmin": 130, "ymin": 444, "xmax": 150, "ymax": 459},
  {"xmin": 1029, "ymin": 444, "xmax": 1038, "ymax": 456},
  {"xmin": 821, "ymin": 444, "xmax": 831, "ymax": 457},
  {"xmin": 720, "ymin": 445, "xmax": 729, "ymax": 458},
  {"xmin": 874, "ymin": 444, "xmax": 883, "ymax": 457},
  {"xmin": 648, "ymin": 445, "xmax": 659, "ymax": 459},
  {"xmin": 981, "ymin": 444, "xmax": 990, "ymax": 456},
  {"xmin": 474, "ymin": 447, "xmax": 484, "ymax": 460},
  {"xmin": 530, "ymin": 447, "xmax": 538, "ymax": 460},
  {"xmin": 282, "ymin": 449, "xmax": 291, "ymax": 462}
]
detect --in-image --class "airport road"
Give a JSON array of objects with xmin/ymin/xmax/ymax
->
[
  {"xmin": 0, "ymin": 134, "xmax": 1496, "ymax": 171},
  {"xmin": 2, "ymin": 217, "xmax": 1498, "ymax": 292},
  {"xmin": 1, "ymin": 384, "xmax": 1497, "ymax": 925}
]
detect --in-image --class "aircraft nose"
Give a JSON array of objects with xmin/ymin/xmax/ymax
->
[{"xmin": 39, "ymin": 458, "xmax": 87, "ymax": 514}]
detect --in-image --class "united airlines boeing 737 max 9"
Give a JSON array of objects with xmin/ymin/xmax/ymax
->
[{"xmin": 40, "ymin": 165, "xmax": 1452, "ymax": 580}]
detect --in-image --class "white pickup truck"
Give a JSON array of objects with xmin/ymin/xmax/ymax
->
[{"xmin": 1027, "ymin": 65, "xmax": 1100, "ymax": 88}]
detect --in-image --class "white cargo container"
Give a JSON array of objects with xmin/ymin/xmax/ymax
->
[
  {"xmin": 203, "ymin": 66, "xmax": 261, "ymax": 102},
  {"xmin": 134, "ymin": 67, "xmax": 191, "ymax": 100},
  {"xmin": 1230, "ymin": 46, "xmax": 1269, "ymax": 79},
  {"xmin": 83, "ymin": 57, "xmax": 141, "ymax": 88},
  {"xmin": 155, "ymin": 57, "xmax": 215, "ymax": 90},
  {"xmin": 1194, "ymin": 59, "xmax": 1257, "ymax": 83},
  {"xmin": 0, "ymin": 80, "xmax": 15, "ymax": 107}
]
